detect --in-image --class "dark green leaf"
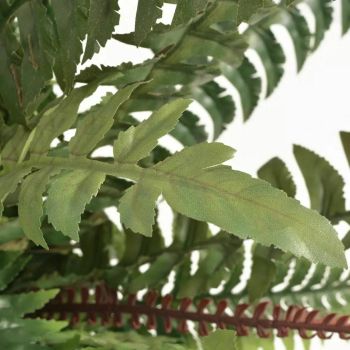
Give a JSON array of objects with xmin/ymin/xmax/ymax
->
[
  {"xmin": 83, "ymin": 0, "xmax": 120, "ymax": 61},
  {"xmin": 257, "ymin": 157, "xmax": 296, "ymax": 197}
]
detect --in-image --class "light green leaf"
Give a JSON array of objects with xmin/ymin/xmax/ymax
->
[
  {"xmin": 202, "ymin": 330, "xmax": 237, "ymax": 350},
  {"xmin": 114, "ymin": 98, "xmax": 191, "ymax": 163},
  {"xmin": 46, "ymin": 170, "xmax": 106, "ymax": 240},
  {"xmin": 294, "ymin": 145, "xmax": 345, "ymax": 221},
  {"xmin": 18, "ymin": 167, "xmax": 58, "ymax": 248},
  {"xmin": 155, "ymin": 158, "xmax": 346, "ymax": 268},
  {"xmin": 30, "ymin": 83, "xmax": 97, "ymax": 157},
  {"xmin": 83, "ymin": 0, "xmax": 120, "ymax": 62},
  {"xmin": 70, "ymin": 82, "xmax": 142, "ymax": 156},
  {"xmin": 154, "ymin": 142, "xmax": 235, "ymax": 174},
  {"xmin": 134, "ymin": 0, "xmax": 163, "ymax": 45},
  {"xmin": 257, "ymin": 157, "xmax": 296, "ymax": 197},
  {"xmin": 119, "ymin": 173, "xmax": 161, "ymax": 237}
]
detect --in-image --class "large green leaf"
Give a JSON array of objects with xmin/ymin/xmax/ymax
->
[
  {"xmin": 46, "ymin": 170, "xmax": 106, "ymax": 240},
  {"xmin": 294, "ymin": 145, "xmax": 346, "ymax": 221},
  {"xmin": 83, "ymin": 0, "xmax": 120, "ymax": 62},
  {"xmin": 114, "ymin": 98, "xmax": 191, "ymax": 163},
  {"xmin": 69, "ymin": 82, "xmax": 141, "ymax": 157}
]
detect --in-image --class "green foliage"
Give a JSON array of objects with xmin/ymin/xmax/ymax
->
[{"xmin": 0, "ymin": 0, "xmax": 349, "ymax": 349}]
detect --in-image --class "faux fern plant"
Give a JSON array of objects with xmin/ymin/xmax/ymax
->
[{"xmin": 1, "ymin": 0, "xmax": 350, "ymax": 349}]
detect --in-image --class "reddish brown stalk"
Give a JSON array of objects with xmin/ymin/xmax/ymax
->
[{"xmin": 33, "ymin": 285, "xmax": 350, "ymax": 340}]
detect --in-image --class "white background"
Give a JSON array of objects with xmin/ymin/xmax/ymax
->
[{"xmin": 82, "ymin": 0, "xmax": 350, "ymax": 348}]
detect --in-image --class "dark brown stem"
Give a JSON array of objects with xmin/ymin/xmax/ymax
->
[{"xmin": 32, "ymin": 285, "xmax": 350, "ymax": 340}]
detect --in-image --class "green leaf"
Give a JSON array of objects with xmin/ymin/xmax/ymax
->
[
  {"xmin": 128, "ymin": 252, "xmax": 180, "ymax": 293},
  {"xmin": 166, "ymin": 31, "xmax": 247, "ymax": 67},
  {"xmin": 245, "ymin": 27, "xmax": 285, "ymax": 97},
  {"xmin": 294, "ymin": 145, "xmax": 345, "ymax": 221},
  {"xmin": 17, "ymin": 0, "xmax": 56, "ymax": 111},
  {"xmin": 70, "ymin": 82, "xmax": 142, "ymax": 157},
  {"xmin": 0, "ymin": 319, "xmax": 66, "ymax": 349},
  {"xmin": 114, "ymin": 98, "xmax": 191, "ymax": 163},
  {"xmin": 83, "ymin": 0, "xmax": 120, "ymax": 62},
  {"xmin": 202, "ymin": 330, "xmax": 237, "ymax": 350},
  {"xmin": 247, "ymin": 255, "xmax": 276, "ymax": 301},
  {"xmin": 0, "ymin": 126, "xmax": 32, "ymax": 169},
  {"xmin": 0, "ymin": 168, "xmax": 31, "ymax": 216},
  {"xmin": 0, "ymin": 220, "xmax": 25, "ymax": 245},
  {"xmin": 257, "ymin": 157, "xmax": 296, "ymax": 197},
  {"xmin": 193, "ymin": 82, "xmax": 235, "ymax": 138},
  {"xmin": 340, "ymin": 131, "xmax": 350, "ymax": 167},
  {"xmin": 171, "ymin": 0, "xmax": 209, "ymax": 27},
  {"xmin": 342, "ymin": 0, "xmax": 350, "ymax": 35},
  {"xmin": 0, "ymin": 28, "xmax": 25, "ymax": 124},
  {"xmin": 119, "ymin": 172, "xmax": 161, "ymax": 237},
  {"xmin": 46, "ymin": 170, "xmax": 106, "ymax": 240},
  {"xmin": 0, "ymin": 251, "xmax": 30, "ymax": 291},
  {"xmin": 30, "ymin": 83, "xmax": 97, "ymax": 157},
  {"xmin": 51, "ymin": 0, "xmax": 86, "ymax": 93},
  {"xmin": 134, "ymin": 0, "xmax": 163, "ymax": 45},
  {"xmin": 220, "ymin": 58, "xmax": 261, "ymax": 121},
  {"xmin": 304, "ymin": 0, "xmax": 332, "ymax": 50},
  {"xmin": 153, "ymin": 145, "xmax": 345, "ymax": 267},
  {"xmin": 170, "ymin": 111, "xmax": 208, "ymax": 146},
  {"xmin": 272, "ymin": 6, "xmax": 311, "ymax": 71},
  {"xmin": 154, "ymin": 142, "xmax": 235, "ymax": 174},
  {"xmin": 18, "ymin": 167, "xmax": 59, "ymax": 248},
  {"xmin": 0, "ymin": 289, "xmax": 59, "ymax": 319}
]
